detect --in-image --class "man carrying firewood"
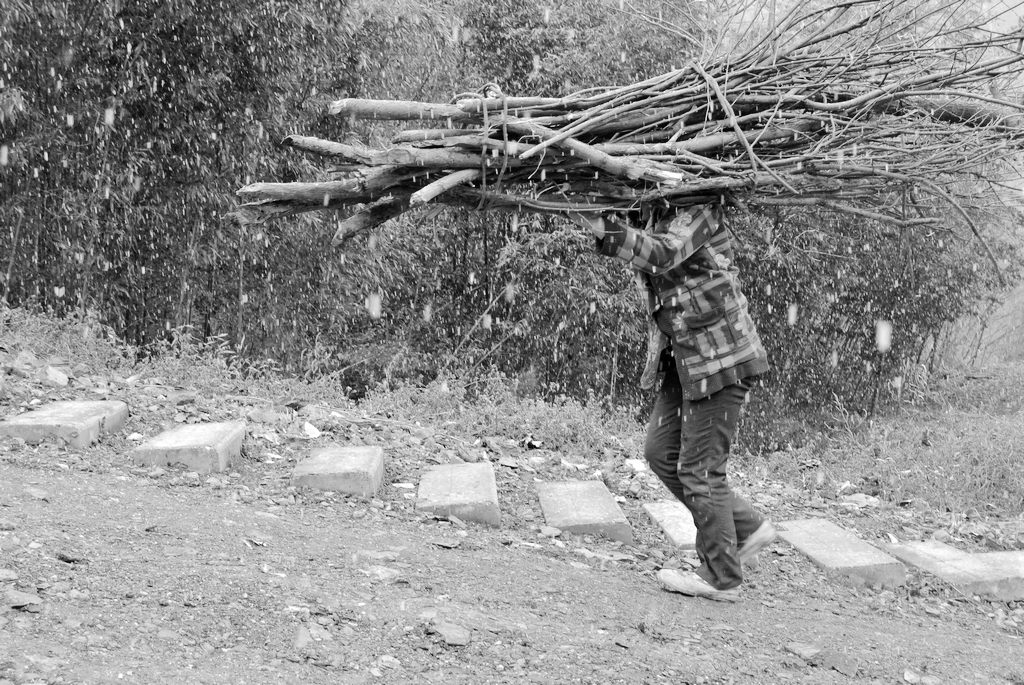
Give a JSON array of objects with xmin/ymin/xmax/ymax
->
[{"xmin": 573, "ymin": 202, "xmax": 776, "ymax": 602}]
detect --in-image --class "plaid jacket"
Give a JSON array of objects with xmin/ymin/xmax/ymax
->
[{"xmin": 596, "ymin": 204, "xmax": 769, "ymax": 400}]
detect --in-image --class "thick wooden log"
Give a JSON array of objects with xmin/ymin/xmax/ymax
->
[
  {"xmin": 328, "ymin": 98, "xmax": 469, "ymax": 121},
  {"xmin": 332, "ymin": 196, "xmax": 411, "ymax": 245},
  {"xmin": 285, "ymin": 135, "xmax": 488, "ymax": 169},
  {"xmin": 283, "ymin": 134, "xmax": 569, "ymax": 171},
  {"xmin": 236, "ymin": 169, "xmax": 419, "ymax": 205},
  {"xmin": 410, "ymin": 170, "xmax": 480, "ymax": 206},
  {"xmin": 392, "ymin": 128, "xmax": 485, "ymax": 143}
]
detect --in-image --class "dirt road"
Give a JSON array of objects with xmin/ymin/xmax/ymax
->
[{"xmin": 2, "ymin": 430, "xmax": 1022, "ymax": 685}]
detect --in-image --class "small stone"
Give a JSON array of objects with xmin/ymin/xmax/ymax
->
[
  {"xmin": 0, "ymin": 519, "xmax": 15, "ymax": 531},
  {"xmin": 623, "ymin": 458, "xmax": 649, "ymax": 473},
  {"xmin": 458, "ymin": 446, "xmax": 486, "ymax": 463},
  {"xmin": 813, "ymin": 648, "xmax": 859, "ymax": 677},
  {"xmin": 292, "ymin": 625, "xmax": 312, "ymax": 651},
  {"xmin": 539, "ymin": 526, "xmax": 562, "ymax": 538},
  {"xmin": 432, "ymin": 621, "xmax": 471, "ymax": 646},
  {"xmin": 44, "ymin": 366, "xmax": 70, "ymax": 386},
  {"xmin": 0, "ymin": 569, "xmax": 17, "ymax": 582},
  {"xmin": 5, "ymin": 588, "xmax": 43, "ymax": 610},
  {"xmin": 785, "ymin": 641, "xmax": 823, "ymax": 661},
  {"xmin": 362, "ymin": 565, "xmax": 401, "ymax": 583},
  {"xmin": 840, "ymin": 493, "xmax": 879, "ymax": 508},
  {"xmin": 307, "ymin": 623, "xmax": 332, "ymax": 641},
  {"xmin": 25, "ymin": 487, "xmax": 49, "ymax": 501},
  {"xmin": 378, "ymin": 655, "xmax": 401, "ymax": 669},
  {"xmin": 302, "ymin": 422, "xmax": 321, "ymax": 439}
]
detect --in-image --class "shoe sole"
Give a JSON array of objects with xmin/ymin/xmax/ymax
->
[{"xmin": 657, "ymin": 570, "xmax": 741, "ymax": 603}]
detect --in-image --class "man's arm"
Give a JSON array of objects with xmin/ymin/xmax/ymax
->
[{"xmin": 574, "ymin": 205, "xmax": 721, "ymax": 275}]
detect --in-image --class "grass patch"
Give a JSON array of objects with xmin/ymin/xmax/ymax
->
[
  {"xmin": 0, "ymin": 305, "xmax": 131, "ymax": 373},
  {"xmin": 359, "ymin": 375, "xmax": 643, "ymax": 459},
  {"xmin": 755, "ymin": 365, "xmax": 1024, "ymax": 517}
]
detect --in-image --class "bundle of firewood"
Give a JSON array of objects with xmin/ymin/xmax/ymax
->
[{"xmin": 234, "ymin": 0, "xmax": 1024, "ymax": 259}]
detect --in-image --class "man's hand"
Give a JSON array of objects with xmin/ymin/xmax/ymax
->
[{"xmin": 568, "ymin": 213, "xmax": 606, "ymax": 239}]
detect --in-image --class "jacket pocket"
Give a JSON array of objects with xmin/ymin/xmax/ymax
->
[
  {"xmin": 681, "ymin": 306, "xmax": 725, "ymax": 329},
  {"xmin": 671, "ymin": 304, "xmax": 739, "ymax": 364}
]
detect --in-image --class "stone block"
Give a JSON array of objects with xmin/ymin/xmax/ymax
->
[
  {"xmin": 643, "ymin": 500, "xmax": 697, "ymax": 549},
  {"xmin": 536, "ymin": 480, "xmax": 633, "ymax": 544},
  {"xmin": 886, "ymin": 540, "xmax": 1024, "ymax": 601},
  {"xmin": 778, "ymin": 518, "xmax": 905, "ymax": 588},
  {"xmin": 132, "ymin": 421, "xmax": 245, "ymax": 474},
  {"xmin": 0, "ymin": 400, "xmax": 128, "ymax": 448},
  {"xmin": 292, "ymin": 445, "xmax": 384, "ymax": 497},
  {"xmin": 416, "ymin": 463, "xmax": 500, "ymax": 527}
]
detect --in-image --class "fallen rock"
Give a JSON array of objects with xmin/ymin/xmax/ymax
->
[
  {"xmin": 0, "ymin": 519, "xmax": 15, "ymax": 531},
  {"xmin": 307, "ymin": 623, "xmax": 332, "ymax": 641},
  {"xmin": 431, "ymin": 621, "xmax": 471, "ymax": 646},
  {"xmin": 361, "ymin": 565, "xmax": 401, "ymax": 583},
  {"xmin": 785, "ymin": 641, "xmax": 823, "ymax": 661},
  {"xmin": 56, "ymin": 551, "xmax": 87, "ymax": 565},
  {"xmin": 904, "ymin": 669, "xmax": 942, "ymax": 684},
  {"xmin": 43, "ymin": 366, "xmax": 70, "ymax": 387},
  {"xmin": 458, "ymin": 447, "xmax": 486, "ymax": 463},
  {"xmin": 813, "ymin": 648, "xmax": 860, "ymax": 677},
  {"xmin": 5, "ymin": 588, "xmax": 43, "ymax": 611},
  {"xmin": 840, "ymin": 493, "xmax": 880, "ymax": 508},
  {"xmin": 24, "ymin": 487, "xmax": 49, "ymax": 502},
  {"xmin": 378, "ymin": 655, "xmax": 401, "ymax": 669},
  {"xmin": 0, "ymin": 569, "xmax": 18, "ymax": 582},
  {"xmin": 292, "ymin": 625, "xmax": 312, "ymax": 651}
]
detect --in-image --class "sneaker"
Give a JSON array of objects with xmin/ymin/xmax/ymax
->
[
  {"xmin": 738, "ymin": 520, "xmax": 777, "ymax": 567},
  {"xmin": 657, "ymin": 569, "xmax": 741, "ymax": 602}
]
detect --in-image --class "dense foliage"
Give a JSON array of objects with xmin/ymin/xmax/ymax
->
[{"xmin": 1, "ymin": 0, "xmax": 1019, "ymax": 447}]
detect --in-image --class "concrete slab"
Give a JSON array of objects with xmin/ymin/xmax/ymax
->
[
  {"xmin": 292, "ymin": 445, "xmax": 384, "ymax": 497},
  {"xmin": 132, "ymin": 421, "xmax": 246, "ymax": 474},
  {"xmin": 886, "ymin": 540, "xmax": 1024, "ymax": 601},
  {"xmin": 643, "ymin": 500, "xmax": 697, "ymax": 549},
  {"xmin": 778, "ymin": 518, "xmax": 905, "ymax": 588},
  {"xmin": 0, "ymin": 400, "xmax": 128, "ymax": 447},
  {"xmin": 416, "ymin": 463, "xmax": 500, "ymax": 527},
  {"xmin": 536, "ymin": 480, "xmax": 633, "ymax": 544}
]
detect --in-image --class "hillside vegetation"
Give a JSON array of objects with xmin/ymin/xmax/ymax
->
[
  {"xmin": 3, "ymin": 303, "xmax": 1022, "ymax": 521},
  {"xmin": 2, "ymin": 1, "xmax": 1022, "ymax": 450}
]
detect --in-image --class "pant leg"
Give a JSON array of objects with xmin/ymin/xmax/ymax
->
[
  {"xmin": 643, "ymin": 365, "xmax": 688, "ymax": 502},
  {"xmin": 679, "ymin": 381, "xmax": 764, "ymax": 589}
]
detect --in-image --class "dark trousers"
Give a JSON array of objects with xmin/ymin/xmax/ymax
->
[{"xmin": 644, "ymin": 360, "xmax": 764, "ymax": 590}]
